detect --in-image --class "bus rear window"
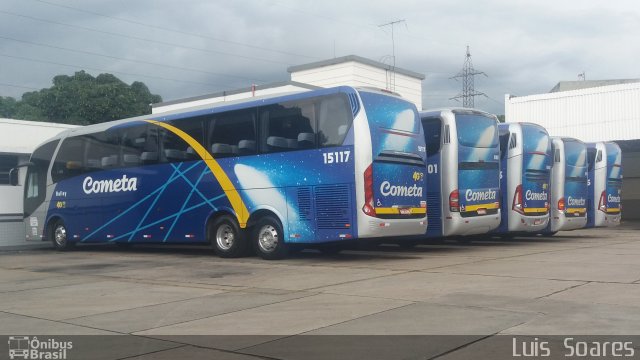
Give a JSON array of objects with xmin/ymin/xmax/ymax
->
[
  {"xmin": 455, "ymin": 114, "xmax": 498, "ymax": 148},
  {"xmin": 564, "ymin": 141, "xmax": 587, "ymax": 168}
]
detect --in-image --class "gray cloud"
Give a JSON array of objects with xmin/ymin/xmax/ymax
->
[{"xmin": 1, "ymin": 0, "xmax": 639, "ymax": 116}]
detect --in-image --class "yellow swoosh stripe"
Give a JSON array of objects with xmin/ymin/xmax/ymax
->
[
  {"xmin": 463, "ymin": 202, "xmax": 500, "ymax": 212},
  {"xmin": 145, "ymin": 120, "xmax": 249, "ymax": 228},
  {"xmin": 606, "ymin": 208, "xmax": 621, "ymax": 214}
]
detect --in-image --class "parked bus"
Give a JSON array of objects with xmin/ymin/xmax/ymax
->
[
  {"xmin": 420, "ymin": 109, "xmax": 500, "ymax": 238},
  {"xmin": 586, "ymin": 141, "xmax": 622, "ymax": 227},
  {"xmin": 546, "ymin": 137, "xmax": 588, "ymax": 233},
  {"xmin": 12, "ymin": 87, "xmax": 427, "ymax": 259},
  {"xmin": 495, "ymin": 123, "xmax": 551, "ymax": 234}
]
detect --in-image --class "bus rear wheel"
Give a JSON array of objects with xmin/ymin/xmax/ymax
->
[
  {"xmin": 210, "ymin": 215, "xmax": 249, "ymax": 258},
  {"xmin": 51, "ymin": 220, "xmax": 74, "ymax": 251},
  {"xmin": 254, "ymin": 216, "xmax": 288, "ymax": 260}
]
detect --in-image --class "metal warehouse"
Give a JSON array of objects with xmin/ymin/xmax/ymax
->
[{"xmin": 505, "ymin": 80, "xmax": 640, "ymax": 220}]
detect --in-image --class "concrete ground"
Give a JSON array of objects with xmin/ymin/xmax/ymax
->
[{"xmin": 1, "ymin": 223, "xmax": 640, "ymax": 359}]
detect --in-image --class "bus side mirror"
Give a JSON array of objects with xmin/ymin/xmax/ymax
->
[{"xmin": 9, "ymin": 168, "xmax": 19, "ymax": 186}]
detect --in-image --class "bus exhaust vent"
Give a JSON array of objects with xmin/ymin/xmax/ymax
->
[
  {"xmin": 347, "ymin": 93, "xmax": 360, "ymax": 117},
  {"xmin": 426, "ymin": 191, "xmax": 442, "ymax": 234},
  {"xmin": 297, "ymin": 187, "xmax": 312, "ymax": 221},
  {"xmin": 315, "ymin": 185, "xmax": 350, "ymax": 229}
]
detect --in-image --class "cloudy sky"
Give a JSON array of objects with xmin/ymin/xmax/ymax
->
[{"xmin": 1, "ymin": 0, "xmax": 639, "ymax": 115}]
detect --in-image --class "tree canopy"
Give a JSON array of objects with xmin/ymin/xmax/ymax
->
[{"xmin": 0, "ymin": 71, "xmax": 162, "ymax": 125}]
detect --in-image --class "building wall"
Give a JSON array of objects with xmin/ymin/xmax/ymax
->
[
  {"xmin": 0, "ymin": 119, "xmax": 77, "ymax": 246},
  {"xmin": 290, "ymin": 61, "xmax": 423, "ymax": 109},
  {"xmin": 504, "ymin": 83, "xmax": 640, "ymax": 222},
  {"xmin": 505, "ymin": 82, "xmax": 640, "ymax": 142}
]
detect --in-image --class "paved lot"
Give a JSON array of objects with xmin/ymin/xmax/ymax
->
[{"xmin": 1, "ymin": 223, "xmax": 640, "ymax": 359}]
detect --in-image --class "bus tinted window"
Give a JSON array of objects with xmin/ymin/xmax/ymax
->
[
  {"xmin": 261, "ymin": 100, "xmax": 316, "ymax": 153},
  {"xmin": 318, "ymin": 94, "xmax": 352, "ymax": 147},
  {"xmin": 209, "ymin": 109, "xmax": 256, "ymax": 157},
  {"xmin": 421, "ymin": 117, "xmax": 441, "ymax": 156},
  {"xmin": 120, "ymin": 125, "xmax": 157, "ymax": 165},
  {"xmin": 160, "ymin": 128, "xmax": 190, "ymax": 162},
  {"xmin": 52, "ymin": 136, "xmax": 85, "ymax": 183},
  {"xmin": 455, "ymin": 114, "xmax": 498, "ymax": 148},
  {"xmin": 170, "ymin": 117, "xmax": 204, "ymax": 160},
  {"xmin": 84, "ymin": 130, "xmax": 120, "ymax": 170}
]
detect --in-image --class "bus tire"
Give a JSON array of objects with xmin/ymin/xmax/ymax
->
[
  {"xmin": 51, "ymin": 219, "xmax": 74, "ymax": 251},
  {"xmin": 210, "ymin": 215, "xmax": 249, "ymax": 258},
  {"xmin": 253, "ymin": 216, "xmax": 288, "ymax": 260}
]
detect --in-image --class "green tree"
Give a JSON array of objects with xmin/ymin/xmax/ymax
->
[
  {"xmin": 0, "ymin": 96, "xmax": 18, "ymax": 118},
  {"xmin": 6, "ymin": 71, "xmax": 162, "ymax": 125}
]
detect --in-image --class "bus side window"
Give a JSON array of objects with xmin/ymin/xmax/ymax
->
[
  {"xmin": 51, "ymin": 136, "xmax": 85, "ymax": 183},
  {"xmin": 318, "ymin": 94, "xmax": 352, "ymax": 147},
  {"xmin": 85, "ymin": 130, "xmax": 120, "ymax": 171},
  {"xmin": 421, "ymin": 118, "xmax": 441, "ymax": 156},
  {"xmin": 209, "ymin": 109, "xmax": 256, "ymax": 157},
  {"xmin": 498, "ymin": 131, "xmax": 510, "ymax": 159},
  {"xmin": 260, "ymin": 100, "xmax": 316, "ymax": 153},
  {"xmin": 170, "ymin": 117, "xmax": 205, "ymax": 160},
  {"xmin": 159, "ymin": 129, "xmax": 188, "ymax": 163},
  {"xmin": 120, "ymin": 125, "xmax": 151, "ymax": 166},
  {"xmin": 587, "ymin": 148, "xmax": 597, "ymax": 171}
]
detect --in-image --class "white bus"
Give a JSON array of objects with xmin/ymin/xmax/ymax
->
[
  {"xmin": 586, "ymin": 141, "xmax": 622, "ymax": 227},
  {"xmin": 547, "ymin": 137, "xmax": 588, "ymax": 233},
  {"xmin": 420, "ymin": 109, "xmax": 501, "ymax": 238},
  {"xmin": 495, "ymin": 123, "xmax": 551, "ymax": 234},
  {"xmin": 11, "ymin": 86, "xmax": 428, "ymax": 259}
]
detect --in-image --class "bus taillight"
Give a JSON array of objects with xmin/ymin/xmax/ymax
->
[
  {"xmin": 363, "ymin": 164, "xmax": 376, "ymax": 217},
  {"xmin": 598, "ymin": 190, "xmax": 607, "ymax": 213},
  {"xmin": 449, "ymin": 189, "xmax": 459, "ymax": 212},
  {"xmin": 558, "ymin": 197, "xmax": 565, "ymax": 211},
  {"xmin": 512, "ymin": 184, "xmax": 524, "ymax": 214}
]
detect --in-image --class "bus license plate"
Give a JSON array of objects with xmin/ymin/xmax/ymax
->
[
  {"xmin": 477, "ymin": 209, "xmax": 486, "ymax": 215},
  {"xmin": 399, "ymin": 208, "xmax": 411, "ymax": 215},
  {"xmin": 534, "ymin": 219, "xmax": 542, "ymax": 225}
]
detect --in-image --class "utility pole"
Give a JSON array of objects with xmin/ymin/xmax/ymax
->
[
  {"xmin": 379, "ymin": 19, "xmax": 405, "ymax": 91},
  {"xmin": 450, "ymin": 45, "xmax": 487, "ymax": 108}
]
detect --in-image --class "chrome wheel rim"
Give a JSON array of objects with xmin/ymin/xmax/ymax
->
[
  {"xmin": 54, "ymin": 225, "xmax": 67, "ymax": 247},
  {"xmin": 257, "ymin": 225, "xmax": 278, "ymax": 253},
  {"xmin": 216, "ymin": 224, "xmax": 235, "ymax": 250}
]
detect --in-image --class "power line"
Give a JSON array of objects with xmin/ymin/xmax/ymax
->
[
  {"xmin": 0, "ymin": 35, "xmax": 263, "ymax": 84},
  {"xmin": 30, "ymin": 0, "xmax": 319, "ymax": 61},
  {"xmin": 0, "ymin": 53, "xmax": 227, "ymax": 89},
  {"xmin": 0, "ymin": 82, "xmax": 39, "ymax": 91},
  {"xmin": 0, "ymin": 10, "xmax": 293, "ymax": 66}
]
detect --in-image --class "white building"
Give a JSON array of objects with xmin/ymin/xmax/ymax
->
[
  {"xmin": 153, "ymin": 55, "xmax": 425, "ymax": 114},
  {"xmin": 0, "ymin": 119, "xmax": 78, "ymax": 246},
  {"xmin": 505, "ymin": 80, "xmax": 640, "ymax": 220}
]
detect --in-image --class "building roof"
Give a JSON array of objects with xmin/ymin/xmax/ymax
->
[
  {"xmin": 152, "ymin": 81, "xmax": 319, "ymax": 109},
  {"xmin": 0, "ymin": 118, "xmax": 78, "ymax": 154},
  {"xmin": 287, "ymin": 54, "xmax": 426, "ymax": 80},
  {"xmin": 550, "ymin": 79, "xmax": 640, "ymax": 93}
]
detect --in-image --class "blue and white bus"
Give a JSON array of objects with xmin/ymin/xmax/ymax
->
[
  {"xmin": 495, "ymin": 123, "xmax": 551, "ymax": 234},
  {"xmin": 14, "ymin": 86, "xmax": 428, "ymax": 259},
  {"xmin": 420, "ymin": 109, "xmax": 500, "ymax": 238},
  {"xmin": 586, "ymin": 141, "xmax": 622, "ymax": 228},
  {"xmin": 546, "ymin": 137, "xmax": 588, "ymax": 233}
]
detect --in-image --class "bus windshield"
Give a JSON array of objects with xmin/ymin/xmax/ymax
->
[
  {"xmin": 606, "ymin": 143, "xmax": 622, "ymax": 180},
  {"xmin": 564, "ymin": 140, "xmax": 587, "ymax": 180},
  {"xmin": 521, "ymin": 124, "xmax": 550, "ymax": 171},
  {"xmin": 455, "ymin": 114, "xmax": 498, "ymax": 148}
]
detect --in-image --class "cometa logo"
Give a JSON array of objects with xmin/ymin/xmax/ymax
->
[
  {"xmin": 567, "ymin": 196, "xmax": 586, "ymax": 206},
  {"xmin": 525, "ymin": 190, "xmax": 548, "ymax": 201},
  {"xmin": 83, "ymin": 175, "xmax": 138, "ymax": 195},
  {"xmin": 380, "ymin": 181, "xmax": 423, "ymax": 197},
  {"xmin": 465, "ymin": 189, "xmax": 497, "ymax": 202},
  {"xmin": 608, "ymin": 194, "xmax": 621, "ymax": 203}
]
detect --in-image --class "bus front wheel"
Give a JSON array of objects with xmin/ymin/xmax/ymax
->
[
  {"xmin": 51, "ymin": 220, "xmax": 74, "ymax": 251},
  {"xmin": 254, "ymin": 216, "xmax": 288, "ymax": 260},
  {"xmin": 210, "ymin": 216, "xmax": 249, "ymax": 258}
]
